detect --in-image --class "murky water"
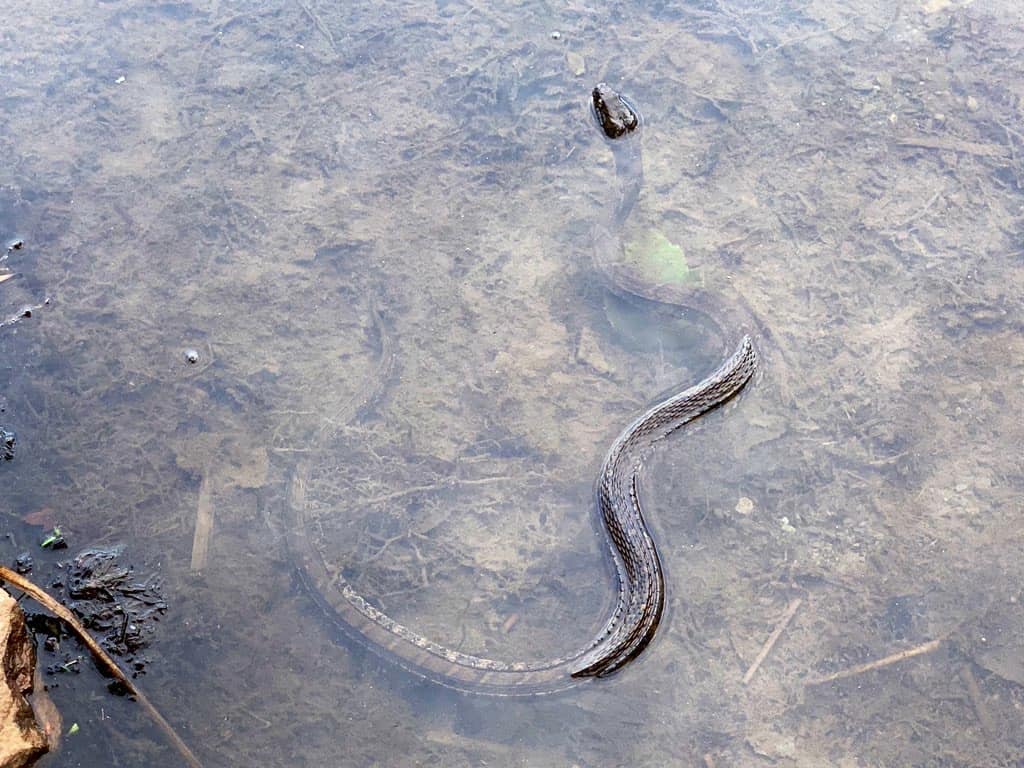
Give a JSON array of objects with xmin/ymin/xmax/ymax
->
[{"xmin": 3, "ymin": 0, "xmax": 1024, "ymax": 765}]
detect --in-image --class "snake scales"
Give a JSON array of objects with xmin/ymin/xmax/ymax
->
[{"xmin": 286, "ymin": 85, "xmax": 760, "ymax": 696}]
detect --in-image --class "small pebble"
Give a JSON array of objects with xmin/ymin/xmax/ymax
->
[
  {"xmin": 550, "ymin": 30, "xmax": 561, "ymax": 40},
  {"xmin": 1, "ymin": 429, "xmax": 15, "ymax": 461},
  {"xmin": 735, "ymin": 496, "xmax": 755, "ymax": 515},
  {"xmin": 184, "ymin": 348, "xmax": 200, "ymax": 365},
  {"xmin": 14, "ymin": 552, "xmax": 32, "ymax": 574}
]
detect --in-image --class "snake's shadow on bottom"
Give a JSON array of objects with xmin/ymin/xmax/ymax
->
[
  {"xmin": 599, "ymin": 289, "xmax": 732, "ymax": 379},
  {"xmin": 307, "ymin": 626, "xmax": 594, "ymax": 745},
  {"xmin": 398, "ymin": 671, "xmax": 609, "ymax": 747}
]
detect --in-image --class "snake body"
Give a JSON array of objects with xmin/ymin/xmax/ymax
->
[{"xmin": 286, "ymin": 85, "xmax": 759, "ymax": 696}]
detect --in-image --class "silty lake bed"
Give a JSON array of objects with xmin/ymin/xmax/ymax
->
[{"xmin": 2, "ymin": 0, "xmax": 1023, "ymax": 765}]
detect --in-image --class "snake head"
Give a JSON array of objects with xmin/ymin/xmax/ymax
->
[{"xmin": 592, "ymin": 83, "xmax": 640, "ymax": 140}]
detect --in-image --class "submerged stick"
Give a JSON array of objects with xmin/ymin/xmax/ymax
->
[
  {"xmin": 959, "ymin": 665, "xmax": 996, "ymax": 735},
  {"xmin": 190, "ymin": 470, "xmax": 214, "ymax": 572},
  {"xmin": 294, "ymin": 0, "xmax": 337, "ymax": 52},
  {"xmin": 0, "ymin": 567, "xmax": 203, "ymax": 768},
  {"xmin": 742, "ymin": 597, "xmax": 802, "ymax": 685},
  {"xmin": 806, "ymin": 637, "xmax": 944, "ymax": 686}
]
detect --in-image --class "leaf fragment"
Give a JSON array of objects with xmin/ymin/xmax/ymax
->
[{"xmin": 624, "ymin": 230, "xmax": 696, "ymax": 286}]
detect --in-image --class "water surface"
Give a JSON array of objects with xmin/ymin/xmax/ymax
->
[{"xmin": 2, "ymin": 0, "xmax": 1023, "ymax": 765}]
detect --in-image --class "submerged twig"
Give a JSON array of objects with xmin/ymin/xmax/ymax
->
[
  {"xmin": 895, "ymin": 136, "xmax": 1009, "ymax": 160},
  {"xmin": 760, "ymin": 19, "xmax": 854, "ymax": 56},
  {"xmin": 190, "ymin": 470, "xmax": 215, "ymax": 573},
  {"xmin": 806, "ymin": 637, "xmax": 944, "ymax": 686},
  {"xmin": 294, "ymin": 0, "xmax": 337, "ymax": 52},
  {"xmin": 742, "ymin": 597, "xmax": 802, "ymax": 685},
  {"xmin": 0, "ymin": 567, "xmax": 203, "ymax": 768},
  {"xmin": 959, "ymin": 664, "xmax": 996, "ymax": 735}
]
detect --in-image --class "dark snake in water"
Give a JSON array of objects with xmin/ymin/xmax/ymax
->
[{"xmin": 287, "ymin": 84, "xmax": 760, "ymax": 696}]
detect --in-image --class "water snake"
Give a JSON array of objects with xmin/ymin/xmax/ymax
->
[{"xmin": 286, "ymin": 84, "xmax": 760, "ymax": 696}]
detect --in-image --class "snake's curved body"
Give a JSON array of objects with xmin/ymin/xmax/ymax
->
[{"xmin": 287, "ymin": 85, "xmax": 759, "ymax": 696}]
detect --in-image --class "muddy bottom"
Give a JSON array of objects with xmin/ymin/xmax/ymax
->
[{"xmin": 2, "ymin": 0, "xmax": 1024, "ymax": 766}]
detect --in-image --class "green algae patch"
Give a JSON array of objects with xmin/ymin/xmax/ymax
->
[{"xmin": 624, "ymin": 230, "xmax": 697, "ymax": 286}]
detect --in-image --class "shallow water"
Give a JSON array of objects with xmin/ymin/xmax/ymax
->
[{"xmin": 2, "ymin": 0, "xmax": 1024, "ymax": 765}]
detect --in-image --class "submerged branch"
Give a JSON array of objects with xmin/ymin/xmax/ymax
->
[{"xmin": 0, "ymin": 567, "xmax": 203, "ymax": 768}]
